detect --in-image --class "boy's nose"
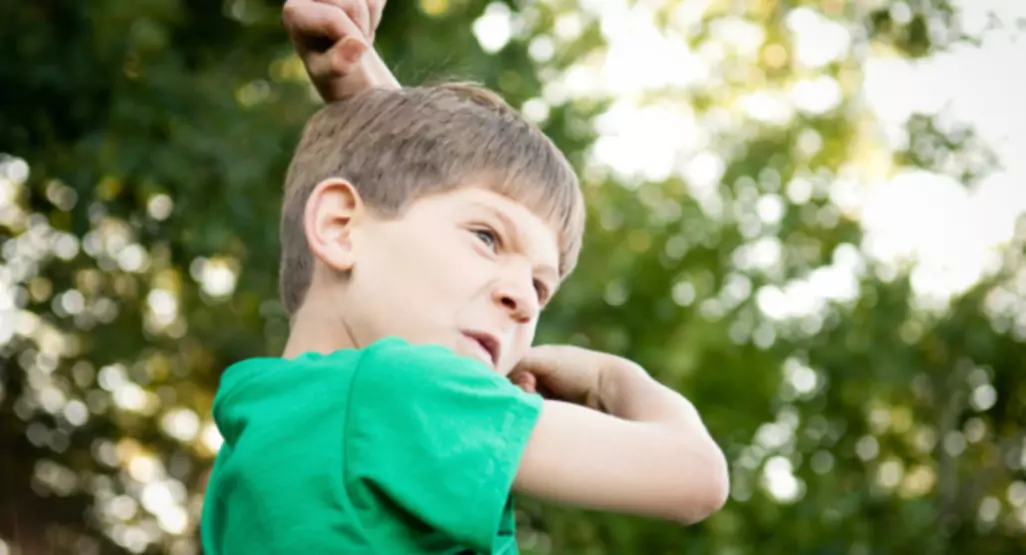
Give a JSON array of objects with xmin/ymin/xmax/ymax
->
[{"xmin": 492, "ymin": 280, "xmax": 538, "ymax": 323}]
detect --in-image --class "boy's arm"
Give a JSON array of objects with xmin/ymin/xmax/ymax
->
[
  {"xmin": 283, "ymin": 0, "xmax": 400, "ymax": 101},
  {"xmin": 347, "ymin": 48, "xmax": 401, "ymax": 93},
  {"xmin": 512, "ymin": 349, "xmax": 730, "ymax": 525}
]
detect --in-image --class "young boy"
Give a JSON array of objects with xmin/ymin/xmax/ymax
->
[{"xmin": 199, "ymin": 2, "xmax": 729, "ymax": 553}]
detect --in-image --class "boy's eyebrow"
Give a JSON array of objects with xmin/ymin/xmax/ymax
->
[{"xmin": 469, "ymin": 200, "xmax": 560, "ymax": 283}]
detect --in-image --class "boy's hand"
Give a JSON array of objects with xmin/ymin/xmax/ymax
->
[
  {"xmin": 511, "ymin": 346, "xmax": 730, "ymax": 524},
  {"xmin": 283, "ymin": 0, "xmax": 398, "ymax": 101},
  {"xmin": 510, "ymin": 345, "xmax": 635, "ymax": 411}
]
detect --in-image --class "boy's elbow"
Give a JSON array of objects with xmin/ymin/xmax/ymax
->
[
  {"xmin": 672, "ymin": 444, "xmax": 730, "ymax": 525},
  {"xmin": 677, "ymin": 469, "xmax": 729, "ymax": 525}
]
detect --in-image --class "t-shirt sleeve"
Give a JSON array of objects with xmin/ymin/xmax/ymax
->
[{"xmin": 344, "ymin": 338, "xmax": 543, "ymax": 552}]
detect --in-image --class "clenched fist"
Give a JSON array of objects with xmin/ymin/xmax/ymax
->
[
  {"xmin": 283, "ymin": 0, "xmax": 394, "ymax": 101},
  {"xmin": 510, "ymin": 345, "xmax": 645, "ymax": 412}
]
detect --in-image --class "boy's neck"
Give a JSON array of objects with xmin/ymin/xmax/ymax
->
[{"xmin": 282, "ymin": 302, "xmax": 357, "ymax": 359}]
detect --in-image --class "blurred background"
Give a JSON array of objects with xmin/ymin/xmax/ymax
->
[{"xmin": 2, "ymin": 0, "xmax": 1025, "ymax": 553}]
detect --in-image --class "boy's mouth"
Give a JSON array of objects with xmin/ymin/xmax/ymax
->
[{"xmin": 462, "ymin": 331, "xmax": 500, "ymax": 367}]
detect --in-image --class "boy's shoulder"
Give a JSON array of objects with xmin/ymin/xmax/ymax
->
[
  {"xmin": 216, "ymin": 337, "xmax": 414, "ymax": 398},
  {"xmin": 353, "ymin": 336, "xmax": 511, "ymax": 388},
  {"xmin": 213, "ymin": 337, "xmax": 510, "ymax": 428},
  {"xmin": 204, "ymin": 336, "xmax": 539, "ymax": 554}
]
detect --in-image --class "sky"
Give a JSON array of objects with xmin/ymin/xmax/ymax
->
[
  {"xmin": 472, "ymin": 0, "xmax": 1026, "ymax": 309},
  {"xmin": 860, "ymin": 0, "xmax": 1026, "ymax": 305}
]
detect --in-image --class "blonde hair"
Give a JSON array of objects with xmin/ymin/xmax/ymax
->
[{"xmin": 279, "ymin": 83, "xmax": 585, "ymax": 315}]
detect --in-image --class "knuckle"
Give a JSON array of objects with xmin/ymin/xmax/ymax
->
[
  {"xmin": 282, "ymin": 2, "xmax": 297, "ymax": 21},
  {"xmin": 320, "ymin": 14, "xmax": 347, "ymax": 39},
  {"xmin": 348, "ymin": 1, "xmax": 369, "ymax": 19},
  {"xmin": 281, "ymin": 2, "xmax": 305, "ymax": 29}
]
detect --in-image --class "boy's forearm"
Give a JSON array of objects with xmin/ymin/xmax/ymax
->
[
  {"xmin": 598, "ymin": 363, "xmax": 729, "ymax": 520},
  {"xmin": 601, "ymin": 362, "xmax": 726, "ymax": 468},
  {"xmin": 517, "ymin": 365, "xmax": 730, "ymax": 524}
]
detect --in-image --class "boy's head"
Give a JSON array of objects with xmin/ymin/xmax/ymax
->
[{"xmin": 280, "ymin": 83, "xmax": 585, "ymax": 374}]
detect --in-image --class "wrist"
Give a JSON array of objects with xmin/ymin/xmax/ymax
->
[
  {"xmin": 595, "ymin": 358, "xmax": 650, "ymax": 416},
  {"xmin": 598, "ymin": 359, "xmax": 705, "ymax": 429},
  {"xmin": 360, "ymin": 48, "xmax": 401, "ymax": 89}
]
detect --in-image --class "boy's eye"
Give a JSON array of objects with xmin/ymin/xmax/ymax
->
[
  {"xmin": 533, "ymin": 280, "xmax": 550, "ymax": 304},
  {"xmin": 473, "ymin": 229, "xmax": 499, "ymax": 251}
]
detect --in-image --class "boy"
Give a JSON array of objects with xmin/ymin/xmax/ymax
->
[{"xmin": 199, "ymin": 1, "xmax": 729, "ymax": 553}]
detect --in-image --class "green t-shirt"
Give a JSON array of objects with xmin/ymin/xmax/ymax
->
[{"xmin": 200, "ymin": 336, "xmax": 543, "ymax": 555}]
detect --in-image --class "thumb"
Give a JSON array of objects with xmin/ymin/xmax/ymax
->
[
  {"xmin": 335, "ymin": 36, "xmax": 368, "ymax": 65},
  {"xmin": 306, "ymin": 36, "xmax": 367, "ymax": 81}
]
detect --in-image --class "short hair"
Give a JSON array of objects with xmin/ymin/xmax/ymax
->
[{"xmin": 279, "ymin": 83, "xmax": 586, "ymax": 316}]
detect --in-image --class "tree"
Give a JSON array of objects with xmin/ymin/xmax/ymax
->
[{"xmin": 1, "ymin": 1, "xmax": 1023, "ymax": 554}]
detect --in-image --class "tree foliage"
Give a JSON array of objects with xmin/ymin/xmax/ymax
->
[{"xmin": 1, "ymin": 1, "xmax": 1024, "ymax": 554}]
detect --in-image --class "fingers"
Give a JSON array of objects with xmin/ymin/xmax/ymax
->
[
  {"xmin": 509, "ymin": 370, "xmax": 538, "ymax": 394},
  {"xmin": 367, "ymin": 0, "xmax": 385, "ymax": 39},
  {"xmin": 307, "ymin": 37, "xmax": 368, "ymax": 80},
  {"xmin": 283, "ymin": 0, "xmax": 370, "ymax": 80},
  {"xmin": 510, "ymin": 370, "xmax": 561, "ymax": 401},
  {"xmin": 283, "ymin": 0, "xmax": 368, "ymax": 51},
  {"xmin": 514, "ymin": 346, "xmax": 566, "ymax": 377},
  {"xmin": 311, "ymin": 0, "xmax": 371, "ymax": 40}
]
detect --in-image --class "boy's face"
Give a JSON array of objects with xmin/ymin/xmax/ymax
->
[{"xmin": 317, "ymin": 184, "xmax": 563, "ymax": 375}]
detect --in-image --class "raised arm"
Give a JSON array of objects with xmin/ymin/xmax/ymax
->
[
  {"xmin": 283, "ymin": 0, "xmax": 400, "ymax": 102},
  {"xmin": 511, "ymin": 346, "xmax": 730, "ymax": 524}
]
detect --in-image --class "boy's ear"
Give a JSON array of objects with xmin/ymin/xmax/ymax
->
[{"xmin": 304, "ymin": 177, "xmax": 365, "ymax": 272}]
